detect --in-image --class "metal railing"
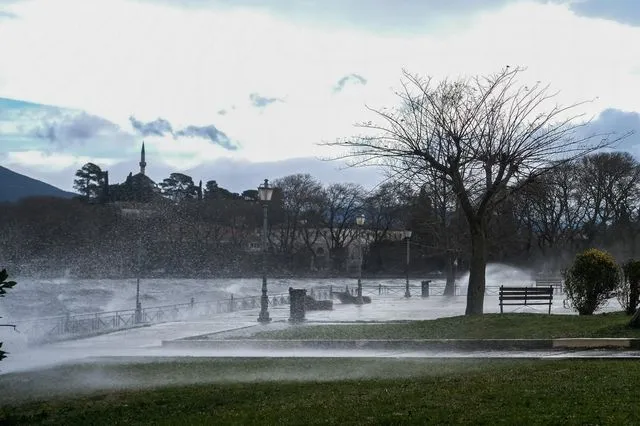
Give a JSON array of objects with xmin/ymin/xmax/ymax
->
[
  {"xmin": 332, "ymin": 283, "xmax": 557, "ymax": 297},
  {"xmin": 15, "ymin": 286, "xmax": 333, "ymax": 344},
  {"xmin": 13, "ymin": 282, "xmax": 555, "ymax": 343}
]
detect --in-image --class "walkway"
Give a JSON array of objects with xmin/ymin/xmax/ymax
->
[{"xmin": 0, "ymin": 293, "xmax": 629, "ymax": 375}]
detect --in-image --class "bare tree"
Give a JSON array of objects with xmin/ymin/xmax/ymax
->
[
  {"xmin": 363, "ymin": 181, "xmax": 412, "ymax": 243},
  {"xmin": 271, "ymin": 174, "xmax": 324, "ymax": 264},
  {"xmin": 411, "ymin": 168, "xmax": 466, "ymax": 295},
  {"xmin": 328, "ymin": 66, "xmax": 625, "ymax": 314},
  {"xmin": 512, "ymin": 160, "xmax": 587, "ymax": 271},
  {"xmin": 362, "ymin": 181, "xmax": 413, "ymax": 272},
  {"xmin": 577, "ymin": 152, "xmax": 640, "ymax": 248},
  {"xmin": 321, "ymin": 183, "xmax": 365, "ymax": 271}
]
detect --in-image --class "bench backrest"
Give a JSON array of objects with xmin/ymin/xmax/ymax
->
[
  {"xmin": 499, "ymin": 286, "xmax": 553, "ymax": 313},
  {"xmin": 499, "ymin": 286, "xmax": 553, "ymax": 300},
  {"xmin": 500, "ymin": 286, "xmax": 553, "ymax": 293}
]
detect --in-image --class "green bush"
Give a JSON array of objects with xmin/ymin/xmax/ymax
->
[
  {"xmin": 619, "ymin": 260, "xmax": 640, "ymax": 315},
  {"xmin": 563, "ymin": 249, "xmax": 621, "ymax": 315}
]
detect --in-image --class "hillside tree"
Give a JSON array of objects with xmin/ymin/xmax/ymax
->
[{"xmin": 73, "ymin": 162, "xmax": 105, "ymax": 199}]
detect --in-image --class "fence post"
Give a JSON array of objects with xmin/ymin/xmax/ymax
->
[
  {"xmin": 421, "ymin": 281, "xmax": 430, "ymax": 298},
  {"xmin": 329, "ymin": 285, "xmax": 333, "ymax": 299},
  {"xmin": 229, "ymin": 294, "xmax": 234, "ymax": 312},
  {"xmin": 64, "ymin": 313, "xmax": 70, "ymax": 334},
  {"xmin": 289, "ymin": 287, "xmax": 307, "ymax": 323},
  {"xmin": 379, "ymin": 283, "xmax": 382, "ymax": 295}
]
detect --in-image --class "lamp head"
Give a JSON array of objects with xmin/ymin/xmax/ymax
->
[{"xmin": 258, "ymin": 179, "xmax": 274, "ymax": 202}]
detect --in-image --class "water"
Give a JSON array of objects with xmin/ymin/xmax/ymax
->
[
  {"xmin": 1, "ymin": 276, "xmax": 444, "ymax": 321},
  {"xmin": 0, "ymin": 263, "xmax": 625, "ymax": 378},
  {"xmin": 3, "ymin": 263, "xmax": 538, "ymax": 320},
  {"xmin": 456, "ymin": 263, "xmax": 535, "ymax": 291}
]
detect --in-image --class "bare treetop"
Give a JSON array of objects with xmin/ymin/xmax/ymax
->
[
  {"xmin": 328, "ymin": 66, "xmax": 632, "ymax": 314},
  {"xmin": 330, "ymin": 66, "xmax": 627, "ymax": 218}
]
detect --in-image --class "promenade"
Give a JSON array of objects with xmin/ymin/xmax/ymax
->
[{"xmin": 0, "ymin": 292, "xmax": 632, "ymax": 375}]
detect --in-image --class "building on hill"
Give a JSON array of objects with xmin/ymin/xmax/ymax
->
[{"xmin": 108, "ymin": 142, "xmax": 161, "ymax": 203}]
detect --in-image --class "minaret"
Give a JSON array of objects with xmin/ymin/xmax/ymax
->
[{"xmin": 139, "ymin": 142, "xmax": 147, "ymax": 175}]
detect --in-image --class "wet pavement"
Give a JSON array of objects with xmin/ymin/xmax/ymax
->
[{"xmin": 0, "ymin": 293, "xmax": 634, "ymax": 375}]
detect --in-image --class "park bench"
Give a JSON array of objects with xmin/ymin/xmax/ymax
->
[
  {"xmin": 499, "ymin": 286, "xmax": 554, "ymax": 314},
  {"xmin": 535, "ymin": 278, "xmax": 563, "ymax": 294}
]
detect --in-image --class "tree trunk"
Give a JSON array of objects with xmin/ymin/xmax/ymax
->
[
  {"xmin": 309, "ymin": 251, "xmax": 316, "ymax": 272},
  {"xmin": 629, "ymin": 307, "xmax": 640, "ymax": 328},
  {"xmin": 465, "ymin": 223, "xmax": 487, "ymax": 315},
  {"xmin": 443, "ymin": 254, "xmax": 456, "ymax": 296}
]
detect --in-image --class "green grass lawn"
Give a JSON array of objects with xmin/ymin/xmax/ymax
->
[
  {"xmin": 2, "ymin": 358, "xmax": 640, "ymax": 425},
  {"xmin": 249, "ymin": 312, "xmax": 640, "ymax": 340}
]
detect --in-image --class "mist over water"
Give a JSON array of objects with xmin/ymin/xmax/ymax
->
[
  {"xmin": 457, "ymin": 263, "xmax": 534, "ymax": 290},
  {"xmin": 0, "ymin": 262, "xmax": 623, "ymax": 393},
  {"xmin": 2, "ymin": 276, "xmax": 452, "ymax": 321}
]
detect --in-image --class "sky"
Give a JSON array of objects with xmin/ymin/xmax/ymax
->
[{"xmin": 1, "ymin": 0, "xmax": 640, "ymax": 193}]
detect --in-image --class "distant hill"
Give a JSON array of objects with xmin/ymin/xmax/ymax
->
[{"xmin": 0, "ymin": 165, "xmax": 75, "ymax": 202}]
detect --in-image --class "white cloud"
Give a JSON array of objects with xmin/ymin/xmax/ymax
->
[
  {"xmin": 144, "ymin": 136, "xmax": 234, "ymax": 170},
  {"xmin": 5, "ymin": 150, "xmax": 118, "ymax": 171},
  {"xmin": 0, "ymin": 0, "xmax": 639, "ymax": 174}
]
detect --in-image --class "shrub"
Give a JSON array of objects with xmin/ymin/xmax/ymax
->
[
  {"xmin": 563, "ymin": 249, "xmax": 621, "ymax": 315},
  {"xmin": 619, "ymin": 260, "xmax": 640, "ymax": 315}
]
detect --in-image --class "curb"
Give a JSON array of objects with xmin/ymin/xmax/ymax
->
[
  {"xmin": 161, "ymin": 338, "xmax": 640, "ymax": 351},
  {"xmin": 553, "ymin": 338, "xmax": 640, "ymax": 349}
]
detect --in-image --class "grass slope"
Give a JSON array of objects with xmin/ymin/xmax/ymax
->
[
  {"xmin": 1, "ymin": 358, "xmax": 639, "ymax": 425},
  {"xmin": 249, "ymin": 312, "xmax": 640, "ymax": 340}
]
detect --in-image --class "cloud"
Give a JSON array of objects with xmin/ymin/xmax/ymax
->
[
  {"xmin": 129, "ymin": 115, "xmax": 173, "ymax": 136},
  {"xmin": 138, "ymin": 0, "xmax": 640, "ymax": 30},
  {"xmin": 0, "ymin": 0, "xmax": 22, "ymax": 20},
  {"xmin": 333, "ymin": 73, "xmax": 367, "ymax": 93},
  {"xmin": 0, "ymin": 10, "xmax": 17, "ymax": 19},
  {"xmin": 579, "ymin": 108, "xmax": 640, "ymax": 152},
  {"xmin": 128, "ymin": 115, "xmax": 237, "ymax": 150},
  {"xmin": 175, "ymin": 124, "xmax": 238, "ymax": 150},
  {"xmin": 137, "ymin": 0, "xmax": 515, "ymax": 34},
  {"xmin": 249, "ymin": 93, "xmax": 282, "ymax": 108},
  {"xmin": 5, "ymin": 150, "xmax": 118, "ymax": 171},
  {"xmin": 568, "ymin": 0, "xmax": 640, "ymax": 27},
  {"xmin": 185, "ymin": 156, "xmax": 384, "ymax": 193},
  {"xmin": 2, "ymin": 0, "xmax": 640, "ymax": 176},
  {"xmin": 4, "ymin": 152, "xmax": 384, "ymax": 194},
  {"xmin": 30, "ymin": 112, "xmax": 120, "ymax": 145}
]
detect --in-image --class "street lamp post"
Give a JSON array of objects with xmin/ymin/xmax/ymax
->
[
  {"xmin": 453, "ymin": 257, "xmax": 458, "ymax": 296},
  {"xmin": 404, "ymin": 229, "xmax": 412, "ymax": 298},
  {"xmin": 257, "ymin": 179, "xmax": 274, "ymax": 323},
  {"xmin": 135, "ymin": 237, "xmax": 142, "ymax": 324},
  {"xmin": 356, "ymin": 214, "xmax": 365, "ymax": 305}
]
